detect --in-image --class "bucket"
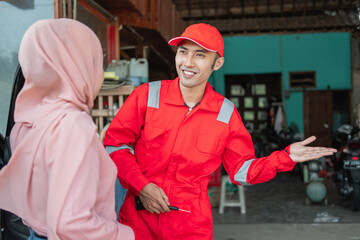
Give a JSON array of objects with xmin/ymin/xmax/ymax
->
[{"xmin": 129, "ymin": 76, "xmax": 141, "ymax": 86}]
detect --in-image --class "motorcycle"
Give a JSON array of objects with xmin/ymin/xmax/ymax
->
[{"xmin": 331, "ymin": 124, "xmax": 360, "ymax": 211}]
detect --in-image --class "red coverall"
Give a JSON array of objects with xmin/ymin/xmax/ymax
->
[{"xmin": 104, "ymin": 77, "xmax": 296, "ymax": 239}]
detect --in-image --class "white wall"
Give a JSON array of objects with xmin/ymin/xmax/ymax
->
[{"xmin": 0, "ymin": 0, "xmax": 53, "ymax": 135}]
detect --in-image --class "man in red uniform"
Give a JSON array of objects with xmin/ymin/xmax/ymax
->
[{"xmin": 104, "ymin": 23, "xmax": 336, "ymax": 239}]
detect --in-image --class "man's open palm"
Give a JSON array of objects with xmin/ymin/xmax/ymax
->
[{"xmin": 289, "ymin": 136, "xmax": 337, "ymax": 162}]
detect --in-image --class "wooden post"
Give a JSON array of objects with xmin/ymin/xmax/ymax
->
[
  {"xmin": 151, "ymin": 0, "xmax": 157, "ymax": 28},
  {"xmin": 98, "ymin": 95, "xmax": 104, "ymax": 133},
  {"xmin": 54, "ymin": 0, "xmax": 63, "ymax": 18},
  {"xmin": 106, "ymin": 23, "xmax": 111, "ymax": 64},
  {"xmin": 66, "ymin": 0, "xmax": 73, "ymax": 19},
  {"xmin": 107, "ymin": 18, "xmax": 120, "ymax": 63},
  {"xmin": 54, "ymin": 0, "xmax": 73, "ymax": 19},
  {"xmin": 115, "ymin": 17, "xmax": 120, "ymax": 61}
]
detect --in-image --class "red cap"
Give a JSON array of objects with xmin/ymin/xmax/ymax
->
[{"xmin": 168, "ymin": 23, "xmax": 224, "ymax": 57}]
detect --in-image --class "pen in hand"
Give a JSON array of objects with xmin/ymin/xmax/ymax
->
[
  {"xmin": 168, "ymin": 205, "xmax": 191, "ymax": 213},
  {"xmin": 135, "ymin": 196, "xmax": 191, "ymax": 213}
]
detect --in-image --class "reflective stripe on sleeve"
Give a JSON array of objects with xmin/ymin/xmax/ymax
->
[
  {"xmin": 106, "ymin": 145, "xmax": 134, "ymax": 155},
  {"xmin": 147, "ymin": 81, "xmax": 161, "ymax": 109},
  {"xmin": 234, "ymin": 159, "xmax": 255, "ymax": 186},
  {"xmin": 216, "ymin": 98, "xmax": 234, "ymax": 124}
]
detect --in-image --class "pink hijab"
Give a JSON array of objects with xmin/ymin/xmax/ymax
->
[{"xmin": 0, "ymin": 19, "xmax": 134, "ymax": 239}]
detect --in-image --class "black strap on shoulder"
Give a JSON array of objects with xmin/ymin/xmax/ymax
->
[
  {"xmin": 3, "ymin": 137, "xmax": 11, "ymax": 167},
  {"xmin": 0, "ymin": 65, "xmax": 29, "ymax": 240},
  {"xmin": 0, "ymin": 136, "xmax": 10, "ymax": 171},
  {"xmin": 0, "ymin": 134, "xmax": 5, "ymax": 170},
  {"xmin": 1, "ymin": 65, "xmax": 23, "ymax": 169},
  {"xmin": 6, "ymin": 65, "xmax": 25, "ymax": 137}
]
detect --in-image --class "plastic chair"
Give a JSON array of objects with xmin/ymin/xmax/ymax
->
[{"xmin": 219, "ymin": 175, "xmax": 246, "ymax": 214}]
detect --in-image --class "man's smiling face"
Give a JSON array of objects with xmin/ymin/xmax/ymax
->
[{"xmin": 175, "ymin": 40, "xmax": 223, "ymax": 90}]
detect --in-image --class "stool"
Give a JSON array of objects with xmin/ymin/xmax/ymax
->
[{"xmin": 219, "ymin": 175, "xmax": 246, "ymax": 214}]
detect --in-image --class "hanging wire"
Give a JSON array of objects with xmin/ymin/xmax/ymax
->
[{"xmin": 100, "ymin": 79, "xmax": 135, "ymax": 90}]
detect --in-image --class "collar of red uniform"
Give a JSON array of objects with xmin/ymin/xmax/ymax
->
[{"xmin": 165, "ymin": 77, "xmax": 220, "ymax": 112}]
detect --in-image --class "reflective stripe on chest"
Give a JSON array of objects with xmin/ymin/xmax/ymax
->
[{"xmin": 147, "ymin": 81, "xmax": 234, "ymax": 123}]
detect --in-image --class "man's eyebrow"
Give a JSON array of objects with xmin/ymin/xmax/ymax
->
[
  {"xmin": 195, "ymin": 49, "xmax": 207, "ymax": 53},
  {"xmin": 178, "ymin": 45, "xmax": 208, "ymax": 53}
]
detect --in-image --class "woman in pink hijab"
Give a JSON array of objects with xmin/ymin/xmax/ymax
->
[{"xmin": 0, "ymin": 19, "xmax": 134, "ymax": 240}]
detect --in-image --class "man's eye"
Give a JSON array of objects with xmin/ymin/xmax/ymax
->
[
  {"xmin": 197, "ymin": 53, "xmax": 204, "ymax": 57},
  {"xmin": 179, "ymin": 50, "xmax": 186, "ymax": 54}
]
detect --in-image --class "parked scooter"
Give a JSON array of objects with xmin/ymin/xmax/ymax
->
[{"xmin": 331, "ymin": 124, "xmax": 360, "ymax": 211}]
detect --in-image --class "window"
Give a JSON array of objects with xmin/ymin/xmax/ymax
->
[
  {"xmin": 226, "ymin": 73, "xmax": 282, "ymax": 132},
  {"xmin": 289, "ymin": 71, "xmax": 316, "ymax": 88}
]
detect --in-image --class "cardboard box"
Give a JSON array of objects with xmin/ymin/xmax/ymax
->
[{"xmin": 208, "ymin": 186, "xmax": 220, "ymax": 207}]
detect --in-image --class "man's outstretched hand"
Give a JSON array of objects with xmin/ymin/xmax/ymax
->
[
  {"xmin": 289, "ymin": 136, "xmax": 337, "ymax": 162},
  {"xmin": 139, "ymin": 183, "xmax": 170, "ymax": 214}
]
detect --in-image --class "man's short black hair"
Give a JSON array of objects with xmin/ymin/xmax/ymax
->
[{"xmin": 211, "ymin": 53, "xmax": 221, "ymax": 70}]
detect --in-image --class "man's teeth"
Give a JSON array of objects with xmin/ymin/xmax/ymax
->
[{"xmin": 184, "ymin": 70, "xmax": 195, "ymax": 75}]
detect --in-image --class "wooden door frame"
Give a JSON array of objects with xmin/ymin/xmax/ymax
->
[{"xmin": 303, "ymin": 90, "xmax": 332, "ymax": 146}]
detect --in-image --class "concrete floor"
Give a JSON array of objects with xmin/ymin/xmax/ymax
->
[
  {"xmin": 1, "ymin": 171, "xmax": 359, "ymax": 240},
  {"xmin": 213, "ymin": 223, "xmax": 360, "ymax": 240},
  {"xmin": 212, "ymin": 172, "xmax": 360, "ymax": 239}
]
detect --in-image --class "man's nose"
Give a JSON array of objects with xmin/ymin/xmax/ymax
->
[{"xmin": 183, "ymin": 53, "xmax": 195, "ymax": 67}]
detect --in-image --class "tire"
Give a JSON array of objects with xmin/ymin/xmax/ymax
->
[{"xmin": 352, "ymin": 183, "xmax": 360, "ymax": 211}]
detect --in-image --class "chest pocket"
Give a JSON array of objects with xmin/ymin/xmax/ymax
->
[
  {"xmin": 195, "ymin": 133, "xmax": 225, "ymax": 155},
  {"xmin": 194, "ymin": 97, "xmax": 233, "ymax": 156},
  {"xmin": 142, "ymin": 123, "xmax": 166, "ymax": 149}
]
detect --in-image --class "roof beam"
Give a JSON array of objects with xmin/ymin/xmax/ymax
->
[
  {"xmin": 186, "ymin": 13, "xmax": 358, "ymax": 33},
  {"xmin": 292, "ymin": 0, "xmax": 296, "ymax": 15},
  {"xmin": 200, "ymin": 0, "xmax": 205, "ymax": 17},
  {"xmin": 214, "ymin": 0, "xmax": 218, "ymax": 17},
  {"xmin": 241, "ymin": 0, "xmax": 245, "ymax": 16},
  {"xmin": 255, "ymin": 0, "xmax": 258, "ymax": 16},
  {"xmin": 186, "ymin": 0, "xmax": 191, "ymax": 18}
]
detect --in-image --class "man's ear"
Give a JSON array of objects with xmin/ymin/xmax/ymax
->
[{"xmin": 213, "ymin": 57, "xmax": 225, "ymax": 71}]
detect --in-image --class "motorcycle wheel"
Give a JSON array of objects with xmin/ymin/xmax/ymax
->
[{"xmin": 352, "ymin": 183, "xmax": 360, "ymax": 211}]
